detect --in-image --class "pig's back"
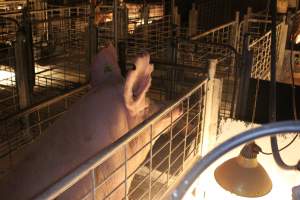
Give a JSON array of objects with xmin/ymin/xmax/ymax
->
[{"xmin": 0, "ymin": 84, "xmax": 129, "ymax": 200}]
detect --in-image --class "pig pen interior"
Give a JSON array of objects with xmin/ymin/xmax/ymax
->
[
  {"xmin": 0, "ymin": 1, "xmax": 299, "ymax": 200},
  {"xmin": 0, "ymin": 59, "xmax": 210, "ymax": 199}
]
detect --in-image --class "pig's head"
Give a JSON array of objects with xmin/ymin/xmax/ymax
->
[
  {"xmin": 91, "ymin": 45, "xmax": 179, "ymax": 131},
  {"xmin": 90, "ymin": 44, "xmax": 123, "ymax": 87},
  {"xmin": 90, "ymin": 45, "xmax": 154, "ymax": 128}
]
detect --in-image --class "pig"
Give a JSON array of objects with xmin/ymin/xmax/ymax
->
[{"xmin": 0, "ymin": 44, "xmax": 181, "ymax": 200}]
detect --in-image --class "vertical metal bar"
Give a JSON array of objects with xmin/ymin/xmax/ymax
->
[
  {"xmin": 37, "ymin": 110, "xmax": 42, "ymax": 136},
  {"xmin": 231, "ymin": 12, "xmax": 240, "ymax": 49},
  {"xmin": 148, "ymin": 124, "xmax": 153, "ymax": 200},
  {"xmin": 194, "ymin": 87, "xmax": 202, "ymax": 156},
  {"xmin": 113, "ymin": 0, "xmax": 118, "ymax": 50},
  {"xmin": 236, "ymin": 34, "xmax": 252, "ymax": 119},
  {"xmin": 91, "ymin": 169, "xmax": 96, "ymax": 200},
  {"xmin": 167, "ymin": 110, "xmax": 173, "ymax": 186},
  {"xmin": 124, "ymin": 145, "xmax": 128, "ymax": 200},
  {"xmin": 182, "ymin": 96, "xmax": 190, "ymax": 169},
  {"xmin": 88, "ymin": 1, "xmax": 97, "ymax": 69},
  {"xmin": 15, "ymin": 30, "xmax": 32, "ymax": 110}
]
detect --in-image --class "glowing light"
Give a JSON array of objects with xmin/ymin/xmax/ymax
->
[
  {"xmin": 17, "ymin": 5, "xmax": 22, "ymax": 10},
  {"xmin": 182, "ymin": 119, "xmax": 300, "ymax": 200},
  {"xmin": 0, "ymin": 64, "xmax": 86, "ymax": 90},
  {"xmin": 0, "ymin": 70, "xmax": 14, "ymax": 80},
  {"xmin": 295, "ymin": 34, "xmax": 300, "ymax": 44}
]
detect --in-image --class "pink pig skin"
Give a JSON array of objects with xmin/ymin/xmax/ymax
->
[{"xmin": 0, "ymin": 45, "xmax": 180, "ymax": 200}]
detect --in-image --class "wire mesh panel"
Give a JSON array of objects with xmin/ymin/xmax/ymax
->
[
  {"xmin": 176, "ymin": 21, "xmax": 239, "ymax": 119},
  {"xmin": 0, "ymin": 2, "xmax": 90, "ymax": 118},
  {"xmin": 196, "ymin": 0, "xmax": 232, "ymax": 31},
  {"xmin": 0, "ymin": 13, "xmax": 20, "ymax": 116},
  {"xmin": 190, "ymin": 21, "xmax": 238, "ymax": 46},
  {"xmin": 32, "ymin": 79, "xmax": 207, "ymax": 200},
  {"xmin": 126, "ymin": 15, "xmax": 172, "ymax": 61},
  {"xmin": 238, "ymin": 18, "xmax": 284, "ymax": 80},
  {"xmin": 0, "ymin": 84, "xmax": 90, "ymax": 173},
  {"xmin": 0, "ymin": 0, "xmax": 47, "ymax": 13},
  {"xmin": 95, "ymin": 2, "xmax": 170, "ymax": 61},
  {"xmin": 96, "ymin": 4, "xmax": 114, "ymax": 49},
  {"xmin": 31, "ymin": 5, "xmax": 90, "ymax": 90},
  {"xmin": 249, "ymin": 22, "xmax": 283, "ymax": 80}
]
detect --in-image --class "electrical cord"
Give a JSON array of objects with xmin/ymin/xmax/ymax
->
[
  {"xmin": 260, "ymin": 41, "xmax": 299, "ymax": 155},
  {"xmin": 167, "ymin": 121, "xmax": 300, "ymax": 200}
]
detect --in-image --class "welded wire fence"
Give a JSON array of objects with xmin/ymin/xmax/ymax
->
[
  {"xmin": 0, "ymin": 60, "xmax": 206, "ymax": 168},
  {"xmin": 126, "ymin": 15, "xmax": 172, "ymax": 60},
  {"xmin": 31, "ymin": 6, "xmax": 90, "ymax": 89},
  {"xmin": 0, "ymin": 84, "xmax": 90, "ymax": 171},
  {"xmin": 175, "ymin": 20, "xmax": 239, "ymax": 119},
  {"xmin": 95, "ymin": 6, "xmax": 170, "ymax": 61},
  {"xmin": 238, "ymin": 18, "xmax": 285, "ymax": 80},
  {"xmin": 0, "ymin": 4, "xmax": 90, "ymax": 118},
  {"xmin": 33, "ymin": 79, "xmax": 207, "ymax": 200},
  {"xmin": 0, "ymin": 1, "xmax": 166, "ymax": 118},
  {"xmin": 0, "ymin": 15, "xmax": 19, "ymax": 116}
]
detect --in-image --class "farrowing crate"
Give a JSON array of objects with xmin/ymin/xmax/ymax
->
[
  {"xmin": 0, "ymin": 61, "xmax": 208, "ymax": 178},
  {"xmin": 238, "ymin": 17, "xmax": 285, "ymax": 80},
  {"xmin": 34, "ymin": 78, "xmax": 209, "ymax": 200},
  {"xmin": 176, "ymin": 20, "xmax": 239, "ymax": 119},
  {"xmin": 0, "ymin": 4, "xmax": 90, "ymax": 118}
]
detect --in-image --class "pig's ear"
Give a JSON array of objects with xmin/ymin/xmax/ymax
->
[
  {"xmin": 124, "ymin": 53, "xmax": 153, "ymax": 117},
  {"xmin": 90, "ymin": 44, "xmax": 122, "ymax": 87}
]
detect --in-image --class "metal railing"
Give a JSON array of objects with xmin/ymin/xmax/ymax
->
[
  {"xmin": 0, "ymin": 59, "xmax": 207, "ymax": 176},
  {"xmin": 238, "ymin": 18, "xmax": 285, "ymax": 80},
  {"xmin": 175, "ymin": 20, "xmax": 239, "ymax": 119},
  {"xmin": 0, "ymin": 84, "xmax": 90, "ymax": 171},
  {"xmin": 0, "ymin": 61, "xmax": 209, "ymax": 199},
  {"xmin": 0, "ymin": 1, "xmax": 167, "ymax": 119},
  {"xmin": 0, "ymin": 5, "xmax": 90, "ymax": 118},
  {"xmin": 34, "ymin": 79, "xmax": 207, "ymax": 200},
  {"xmin": 126, "ymin": 15, "xmax": 172, "ymax": 60}
]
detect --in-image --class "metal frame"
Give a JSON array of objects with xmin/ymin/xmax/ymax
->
[
  {"xmin": 33, "ymin": 78, "xmax": 208, "ymax": 200},
  {"xmin": 238, "ymin": 18, "xmax": 285, "ymax": 80},
  {"xmin": 0, "ymin": 4, "xmax": 90, "ymax": 118},
  {"xmin": 176, "ymin": 19, "xmax": 240, "ymax": 119}
]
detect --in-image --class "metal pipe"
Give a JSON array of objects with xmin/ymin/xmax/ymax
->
[
  {"xmin": 269, "ymin": 0, "xmax": 297, "ymax": 170},
  {"xmin": 164, "ymin": 120, "xmax": 300, "ymax": 200},
  {"xmin": 0, "ymin": 84, "xmax": 91, "ymax": 122},
  {"xmin": 34, "ymin": 80, "xmax": 208, "ymax": 200}
]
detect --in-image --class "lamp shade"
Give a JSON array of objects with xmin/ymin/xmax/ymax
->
[{"xmin": 214, "ymin": 144, "xmax": 272, "ymax": 197}]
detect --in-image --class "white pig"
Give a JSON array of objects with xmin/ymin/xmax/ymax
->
[{"xmin": 0, "ymin": 44, "xmax": 181, "ymax": 200}]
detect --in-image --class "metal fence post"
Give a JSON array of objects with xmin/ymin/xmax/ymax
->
[
  {"xmin": 142, "ymin": 4, "xmax": 149, "ymax": 48},
  {"xmin": 231, "ymin": 11, "xmax": 240, "ymax": 49},
  {"xmin": 276, "ymin": 19, "xmax": 288, "ymax": 81},
  {"xmin": 118, "ymin": 41, "xmax": 127, "ymax": 77},
  {"xmin": 21, "ymin": 7, "xmax": 35, "ymax": 96},
  {"xmin": 201, "ymin": 59, "xmax": 222, "ymax": 156},
  {"xmin": 188, "ymin": 3, "xmax": 198, "ymax": 37},
  {"xmin": 236, "ymin": 34, "xmax": 253, "ymax": 120},
  {"xmin": 15, "ymin": 30, "xmax": 31, "ymax": 110},
  {"xmin": 118, "ymin": 5, "xmax": 128, "ymax": 40},
  {"xmin": 15, "ymin": 29, "xmax": 32, "ymax": 133},
  {"xmin": 15, "ymin": 7, "xmax": 34, "ymax": 110},
  {"xmin": 172, "ymin": 5, "xmax": 181, "ymax": 37},
  {"xmin": 113, "ymin": 0, "xmax": 119, "ymax": 50},
  {"xmin": 87, "ymin": 1, "xmax": 97, "ymax": 80},
  {"xmin": 242, "ymin": 7, "xmax": 252, "ymax": 37}
]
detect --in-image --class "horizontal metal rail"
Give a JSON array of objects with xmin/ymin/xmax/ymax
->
[
  {"xmin": 34, "ymin": 79, "xmax": 207, "ymax": 200},
  {"xmin": 0, "ymin": 84, "xmax": 90, "ymax": 122},
  {"xmin": 191, "ymin": 20, "xmax": 237, "ymax": 41}
]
